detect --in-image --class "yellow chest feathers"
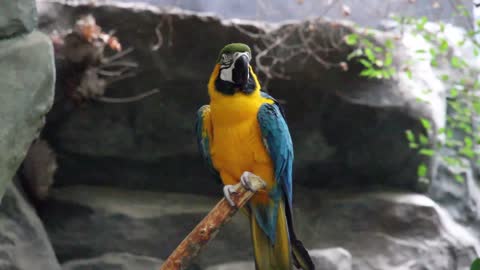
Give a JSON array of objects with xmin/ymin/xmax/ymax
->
[{"xmin": 209, "ymin": 94, "xmax": 274, "ymax": 177}]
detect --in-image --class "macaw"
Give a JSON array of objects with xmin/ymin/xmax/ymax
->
[{"xmin": 196, "ymin": 43, "xmax": 314, "ymax": 270}]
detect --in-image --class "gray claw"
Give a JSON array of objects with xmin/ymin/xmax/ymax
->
[
  {"xmin": 223, "ymin": 185, "xmax": 237, "ymax": 207},
  {"xmin": 240, "ymin": 171, "xmax": 258, "ymax": 191}
]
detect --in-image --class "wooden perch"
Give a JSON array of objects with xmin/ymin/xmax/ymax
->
[{"xmin": 160, "ymin": 174, "xmax": 266, "ymax": 270}]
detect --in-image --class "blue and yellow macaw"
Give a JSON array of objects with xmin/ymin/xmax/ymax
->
[{"xmin": 196, "ymin": 43, "xmax": 314, "ymax": 270}]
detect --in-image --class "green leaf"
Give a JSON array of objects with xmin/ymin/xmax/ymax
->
[
  {"xmin": 359, "ymin": 59, "xmax": 372, "ymax": 68},
  {"xmin": 347, "ymin": 49, "xmax": 362, "ymax": 60},
  {"xmin": 419, "ymin": 149, "xmax": 434, "ymax": 156},
  {"xmin": 419, "ymin": 134, "xmax": 429, "ymax": 145},
  {"xmin": 474, "ymin": 80, "xmax": 480, "ymax": 90},
  {"xmin": 461, "ymin": 148, "xmax": 475, "ymax": 158},
  {"xmin": 374, "ymin": 46, "xmax": 383, "ymax": 53},
  {"xmin": 362, "ymin": 39, "xmax": 374, "ymax": 48},
  {"xmin": 405, "ymin": 69, "xmax": 412, "ymax": 79},
  {"xmin": 439, "ymin": 22, "xmax": 445, "ymax": 32},
  {"xmin": 384, "ymin": 52, "xmax": 393, "ymax": 67},
  {"xmin": 446, "ymin": 129, "xmax": 453, "ymax": 139},
  {"xmin": 388, "ymin": 67, "xmax": 396, "ymax": 75},
  {"xmin": 439, "ymin": 39, "xmax": 449, "ymax": 53},
  {"xmin": 465, "ymin": 137, "xmax": 473, "ymax": 148},
  {"xmin": 420, "ymin": 118, "xmax": 431, "ymax": 131},
  {"xmin": 345, "ymin": 34, "xmax": 358, "ymax": 45},
  {"xmin": 416, "ymin": 16, "xmax": 428, "ymax": 31},
  {"xmin": 450, "ymin": 88, "xmax": 458, "ymax": 98},
  {"xmin": 417, "ymin": 163, "xmax": 427, "ymax": 177},
  {"xmin": 365, "ymin": 48, "xmax": 375, "ymax": 61},
  {"xmin": 473, "ymin": 101, "xmax": 480, "ymax": 114},
  {"xmin": 415, "ymin": 49, "xmax": 426, "ymax": 54},
  {"xmin": 385, "ymin": 39, "xmax": 394, "ymax": 49},
  {"xmin": 471, "ymin": 258, "xmax": 480, "ymax": 270},
  {"xmin": 359, "ymin": 69, "xmax": 374, "ymax": 77},
  {"xmin": 441, "ymin": 74, "xmax": 449, "ymax": 81},
  {"xmin": 381, "ymin": 69, "xmax": 392, "ymax": 79},
  {"xmin": 455, "ymin": 174, "xmax": 464, "ymax": 183},
  {"xmin": 405, "ymin": 130, "xmax": 415, "ymax": 142},
  {"xmin": 444, "ymin": 156, "xmax": 460, "ymax": 166},
  {"xmin": 451, "ymin": 56, "xmax": 463, "ymax": 69}
]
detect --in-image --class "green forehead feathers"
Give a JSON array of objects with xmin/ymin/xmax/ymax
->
[{"xmin": 216, "ymin": 43, "xmax": 252, "ymax": 63}]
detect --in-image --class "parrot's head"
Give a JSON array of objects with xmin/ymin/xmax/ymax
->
[{"xmin": 208, "ymin": 43, "xmax": 260, "ymax": 98}]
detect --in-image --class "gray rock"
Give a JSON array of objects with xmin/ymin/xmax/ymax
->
[
  {"xmin": 0, "ymin": 182, "xmax": 61, "ymax": 270},
  {"xmin": 205, "ymin": 261, "xmax": 255, "ymax": 270},
  {"xmin": 40, "ymin": 186, "xmax": 250, "ymax": 267},
  {"xmin": 41, "ymin": 185, "xmax": 478, "ymax": 270},
  {"xmin": 310, "ymin": 248, "xmax": 352, "ymax": 270},
  {"xmin": 38, "ymin": 0, "xmax": 472, "ymax": 28},
  {"xmin": 0, "ymin": 30, "xmax": 55, "ymax": 199},
  {"xmin": 206, "ymin": 250, "xmax": 353, "ymax": 270},
  {"xmin": 0, "ymin": 0, "xmax": 37, "ymax": 38},
  {"xmin": 37, "ymin": 1, "xmax": 441, "ymax": 193},
  {"xmin": 430, "ymin": 158, "xmax": 480, "ymax": 224},
  {"xmin": 62, "ymin": 252, "xmax": 163, "ymax": 270}
]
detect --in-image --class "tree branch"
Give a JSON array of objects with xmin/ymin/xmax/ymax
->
[{"xmin": 159, "ymin": 174, "xmax": 266, "ymax": 270}]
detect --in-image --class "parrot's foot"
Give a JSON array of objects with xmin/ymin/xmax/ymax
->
[
  {"xmin": 223, "ymin": 185, "xmax": 237, "ymax": 207},
  {"xmin": 240, "ymin": 171, "xmax": 261, "ymax": 192}
]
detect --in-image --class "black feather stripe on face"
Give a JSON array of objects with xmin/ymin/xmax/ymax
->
[{"xmin": 215, "ymin": 71, "xmax": 256, "ymax": 95}]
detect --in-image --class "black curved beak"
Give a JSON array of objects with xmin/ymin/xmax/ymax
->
[{"xmin": 232, "ymin": 54, "xmax": 250, "ymax": 89}]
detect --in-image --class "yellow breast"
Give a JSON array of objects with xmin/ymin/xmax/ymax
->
[{"xmin": 206, "ymin": 64, "xmax": 275, "ymax": 194}]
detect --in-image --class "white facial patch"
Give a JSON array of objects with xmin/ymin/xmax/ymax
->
[{"xmin": 219, "ymin": 52, "xmax": 251, "ymax": 83}]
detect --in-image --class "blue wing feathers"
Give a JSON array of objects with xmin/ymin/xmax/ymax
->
[
  {"xmin": 257, "ymin": 101, "xmax": 294, "ymax": 206},
  {"xmin": 195, "ymin": 105, "xmax": 221, "ymax": 183},
  {"xmin": 255, "ymin": 98, "xmax": 294, "ymax": 244}
]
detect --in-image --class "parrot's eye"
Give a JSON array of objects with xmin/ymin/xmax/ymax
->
[{"xmin": 221, "ymin": 54, "xmax": 233, "ymax": 66}]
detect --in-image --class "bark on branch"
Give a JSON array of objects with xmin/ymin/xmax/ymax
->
[{"xmin": 159, "ymin": 174, "xmax": 266, "ymax": 270}]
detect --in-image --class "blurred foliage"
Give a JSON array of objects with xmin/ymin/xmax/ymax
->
[
  {"xmin": 345, "ymin": 4, "xmax": 480, "ymax": 184},
  {"xmin": 472, "ymin": 258, "xmax": 480, "ymax": 270},
  {"xmin": 344, "ymin": 31, "xmax": 396, "ymax": 79}
]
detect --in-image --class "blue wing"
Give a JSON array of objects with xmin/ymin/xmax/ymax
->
[
  {"xmin": 196, "ymin": 105, "xmax": 221, "ymax": 183},
  {"xmin": 258, "ymin": 92, "xmax": 293, "ymax": 207}
]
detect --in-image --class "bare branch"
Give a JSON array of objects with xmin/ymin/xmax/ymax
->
[{"xmin": 95, "ymin": 88, "xmax": 160, "ymax": 103}]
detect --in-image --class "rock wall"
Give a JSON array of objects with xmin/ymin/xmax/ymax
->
[
  {"xmin": 0, "ymin": 0, "xmax": 58, "ymax": 269},
  {"xmin": 38, "ymin": 0, "xmax": 442, "ymax": 195},
  {"xmin": 112, "ymin": 0, "xmax": 473, "ymax": 28},
  {"xmin": 40, "ymin": 185, "xmax": 479, "ymax": 269},
  {"xmin": 0, "ymin": 181, "xmax": 61, "ymax": 270},
  {"xmin": 30, "ymin": 1, "xmax": 480, "ymax": 269},
  {"xmin": 0, "ymin": 0, "xmax": 55, "ymax": 199}
]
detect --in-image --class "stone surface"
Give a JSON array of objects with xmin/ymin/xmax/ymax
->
[
  {"xmin": 0, "ymin": 30, "xmax": 55, "ymax": 199},
  {"xmin": 0, "ymin": 182, "xmax": 61, "ymax": 270},
  {"xmin": 40, "ymin": 185, "xmax": 478, "ymax": 270},
  {"xmin": 62, "ymin": 252, "xmax": 163, "ymax": 270},
  {"xmin": 310, "ymin": 248, "xmax": 352, "ymax": 270},
  {"xmin": 39, "ymin": 0, "xmax": 473, "ymax": 28},
  {"xmin": 207, "ymin": 248, "xmax": 353, "ymax": 270},
  {"xmin": 205, "ymin": 261, "xmax": 255, "ymax": 270},
  {"xmin": 36, "ymin": 0, "xmax": 444, "ymax": 193},
  {"xmin": 0, "ymin": 0, "xmax": 38, "ymax": 38}
]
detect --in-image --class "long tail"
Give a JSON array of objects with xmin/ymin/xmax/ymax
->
[
  {"xmin": 250, "ymin": 200, "xmax": 292, "ymax": 270},
  {"xmin": 248, "ymin": 199, "xmax": 315, "ymax": 270},
  {"xmin": 284, "ymin": 199, "xmax": 315, "ymax": 270}
]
